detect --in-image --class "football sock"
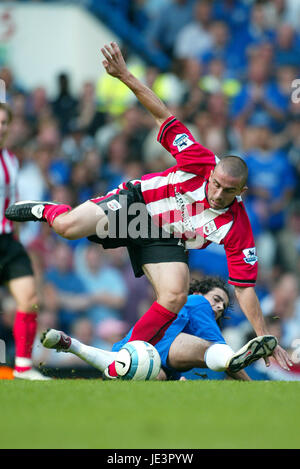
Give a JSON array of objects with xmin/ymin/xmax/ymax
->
[
  {"xmin": 43, "ymin": 204, "xmax": 71, "ymax": 226},
  {"xmin": 108, "ymin": 302, "xmax": 177, "ymax": 377},
  {"xmin": 204, "ymin": 343, "xmax": 234, "ymax": 372},
  {"xmin": 13, "ymin": 311, "xmax": 37, "ymax": 372},
  {"xmin": 68, "ymin": 338, "xmax": 117, "ymax": 371},
  {"xmin": 127, "ymin": 302, "xmax": 177, "ymax": 345}
]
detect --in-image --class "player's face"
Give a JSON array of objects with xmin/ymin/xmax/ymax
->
[
  {"xmin": 207, "ymin": 167, "xmax": 247, "ymax": 210},
  {"xmin": 203, "ymin": 287, "xmax": 229, "ymax": 321},
  {"xmin": 0, "ymin": 109, "xmax": 9, "ymax": 146}
]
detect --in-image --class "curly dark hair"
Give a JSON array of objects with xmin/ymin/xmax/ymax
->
[
  {"xmin": 188, "ymin": 276, "xmax": 231, "ymax": 325},
  {"xmin": 189, "ymin": 276, "xmax": 230, "ymax": 298}
]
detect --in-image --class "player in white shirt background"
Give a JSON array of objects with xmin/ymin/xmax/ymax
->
[{"xmin": 0, "ymin": 103, "xmax": 50, "ymax": 380}]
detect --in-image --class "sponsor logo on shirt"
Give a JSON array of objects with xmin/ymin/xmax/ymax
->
[
  {"xmin": 173, "ymin": 133, "xmax": 194, "ymax": 152},
  {"xmin": 243, "ymin": 247, "xmax": 258, "ymax": 265},
  {"xmin": 107, "ymin": 200, "xmax": 122, "ymax": 211}
]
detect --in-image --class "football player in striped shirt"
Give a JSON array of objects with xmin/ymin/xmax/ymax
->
[
  {"xmin": 5, "ymin": 43, "xmax": 293, "ymax": 377},
  {"xmin": 0, "ymin": 103, "xmax": 50, "ymax": 380}
]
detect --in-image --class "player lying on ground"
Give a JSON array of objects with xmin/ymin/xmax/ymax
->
[
  {"xmin": 41, "ymin": 277, "xmax": 278, "ymax": 381},
  {"xmin": 5, "ymin": 42, "xmax": 292, "ymax": 378}
]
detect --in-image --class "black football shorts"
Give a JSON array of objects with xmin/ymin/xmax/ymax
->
[
  {"xmin": 88, "ymin": 181, "xmax": 188, "ymax": 278},
  {"xmin": 0, "ymin": 234, "xmax": 34, "ymax": 284}
]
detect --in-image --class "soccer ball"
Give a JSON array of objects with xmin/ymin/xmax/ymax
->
[{"xmin": 115, "ymin": 340, "xmax": 161, "ymax": 381}]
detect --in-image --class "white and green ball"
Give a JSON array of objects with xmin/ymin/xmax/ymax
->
[{"xmin": 115, "ymin": 340, "xmax": 161, "ymax": 381}]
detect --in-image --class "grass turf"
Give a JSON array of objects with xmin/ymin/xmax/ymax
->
[{"xmin": 0, "ymin": 379, "xmax": 299, "ymax": 449}]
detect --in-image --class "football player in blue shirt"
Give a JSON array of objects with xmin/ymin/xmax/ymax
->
[{"xmin": 40, "ymin": 276, "xmax": 278, "ymax": 381}]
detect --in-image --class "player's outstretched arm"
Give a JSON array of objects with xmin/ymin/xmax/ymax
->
[
  {"xmin": 234, "ymin": 286, "xmax": 293, "ymax": 371},
  {"xmin": 101, "ymin": 42, "xmax": 171, "ymax": 126}
]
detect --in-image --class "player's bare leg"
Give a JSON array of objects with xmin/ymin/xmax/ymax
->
[
  {"xmin": 167, "ymin": 333, "xmax": 212, "ymax": 370},
  {"xmin": 167, "ymin": 334, "xmax": 251, "ymax": 381},
  {"xmin": 51, "ymin": 201, "xmax": 108, "ymax": 240},
  {"xmin": 5, "ymin": 199, "xmax": 109, "ymax": 240},
  {"xmin": 8, "ymin": 275, "xmax": 51, "ymax": 380},
  {"xmin": 142, "ymin": 262, "xmax": 190, "ymax": 313}
]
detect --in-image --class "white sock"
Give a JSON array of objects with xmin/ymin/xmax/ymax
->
[
  {"xmin": 68, "ymin": 338, "xmax": 117, "ymax": 371},
  {"xmin": 204, "ymin": 343, "xmax": 234, "ymax": 372}
]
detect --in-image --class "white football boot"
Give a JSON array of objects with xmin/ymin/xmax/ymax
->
[
  {"xmin": 13, "ymin": 368, "xmax": 52, "ymax": 381},
  {"xmin": 41, "ymin": 328, "xmax": 72, "ymax": 352}
]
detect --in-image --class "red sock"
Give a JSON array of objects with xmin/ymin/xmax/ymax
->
[
  {"xmin": 13, "ymin": 311, "xmax": 37, "ymax": 372},
  {"xmin": 108, "ymin": 302, "xmax": 177, "ymax": 377},
  {"xmin": 43, "ymin": 204, "xmax": 71, "ymax": 227},
  {"xmin": 128, "ymin": 301, "xmax": 177, "ymax": 345}
]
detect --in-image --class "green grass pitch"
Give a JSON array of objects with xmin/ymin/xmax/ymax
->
[{"xmin": 0, "ymin": 379, "xmax": 299, "ymax": 449}]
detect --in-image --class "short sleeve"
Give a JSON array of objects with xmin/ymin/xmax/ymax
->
[
  {"xmin": 223, "ymin": 202, "xmax": 258, "ymax": 288},
  {"xmin": 157, "ymin": 116, "xmax": 218, "ymax": 175}
]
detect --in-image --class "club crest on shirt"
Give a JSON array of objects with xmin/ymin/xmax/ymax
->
[
  {"xmin": 203, "ymin": 220, "xmax": 217, "ymax": 236},
  {"xmin": 173, "ymin": 133, "xmax": 194, "ymax": 152},
  {"xmin": 243, "ymin": 247, "xmax": 258, "ymax": 265}
]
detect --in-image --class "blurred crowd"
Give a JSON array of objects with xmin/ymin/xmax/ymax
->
[{"xmin": 0, "ymin": 0, "xmax": 300, "ymax": 377}]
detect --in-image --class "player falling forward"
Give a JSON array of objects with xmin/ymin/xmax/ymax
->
[
  {"xmin": 40, "ymin": 277, "xmax": 278, "ymax": 381},
  {"xmin": 5, "ymin": 42, "xmax": 292, "ymax": 378},
  {"xmin": 0, "ymin": 103, "xmax": 50, "ymax": 380}
]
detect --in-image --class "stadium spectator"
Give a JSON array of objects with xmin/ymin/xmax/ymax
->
[
  {"xmin": 263, "ymin": 0, "xmax": 300, "ymax": 31},
  {"xmin": 260, "ymin": 273, "xmax": 300, "ymax": 350},
  {"xmin": 286, "ymin": 116, "xmax": 300, "ymax": 198},
  {"xmin": 61, "ymin": 120, "xmax": 95, "ymax": 164},
  {"xmin": 145, "ymin": 0, "xmax": 195, "ymax": 57},
  {"xmin": 52, "ymin": 73, "xmax": 78, "ymax": 136},
  {"xmin": 231, "ymin": 55, "xmax": 289, "ymax": 132},
  {"xmin": 43, "ymin": 241, "xmax": 93, "ymax": 332},
  {"xmin": 243, "ymin": 116, "xmax": 296, "ymax": 234},
  {"xmin": 199, "ymin": 20, "xmax": 246, "ymax": 78},
  {"xmin": 26, "ymin": 86, "xmax": 52, "ymax": 125},
  {"xmin": 199, "ymin": 57, "xmax": 241, "ymax": 98},
  {"xmin": 76, "ymin": 81, "xmax": 106, "ymax": 137},
  {"xmin": 176, "ymin": 58, "xmax": 205, "ymax": 122},
  {"xmin": 73, "ymin": 243, "xmax": 128, "ymax": 327},
  {"xmin": 96, "ymin": 317, "xmax": 130, "ymax": 350},
  {"xmin": 276, "ymin": 202, "xmax": 300, "ymax": 278},
  {"xmin": 212, "ymin": 0, "xmax": 250, "ymax": 36},
  {"xmin": 274, "ymin": 23, "xmax": 300, "ymax": 67},
  {"xmin": 0, "ymin": 66, "xmax": 24, "ymax": 101},
  {"xmin": 224, "ymin": 272, "xmax": 300, "ymax": 355},
  {"xmin": 236, "ymin": 2, "xmax": 275, "ymax": 57},
  {"xmin": 173, "ymin": 0, "xmax": 214, "ymax": 60}
]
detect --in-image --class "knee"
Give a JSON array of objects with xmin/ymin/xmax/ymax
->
[
  {"xmin": 53, "ymin": 216, "xmax": 76, "ymax": 240},
  {"xmin": 158, "ymin": 289, "xmax": 188, "ymax": 314}
]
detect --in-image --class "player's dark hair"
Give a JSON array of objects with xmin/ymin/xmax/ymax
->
[
  {"xmin": 217, "ymin": 155, "xmax": 248, "ymax": 187},
  {"xmin": 0, "ymin": 102, "xmax": 13, "ymax": 124},
  {"xmin": 189, "ymin": 276, "xmax": 229, "ymax": 296},
  {"xmin": 189, "ymin": 276, "xmax": 231, "ymax": 325}
]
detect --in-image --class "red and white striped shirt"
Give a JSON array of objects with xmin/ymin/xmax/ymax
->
[
  {"xmin": 94, "ymin": 117, "xmax": 258, "ymax": 287},
  {"xmin": 140, "ymin": 116, "xmax": 258, "ymax": 288},
  {"xmin": 0, "ymin": 148, "xmax": 19, "ymax": 234}
]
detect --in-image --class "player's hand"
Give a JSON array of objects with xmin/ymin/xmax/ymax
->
[
  {"xmin": 264, "ymin": 344, "xmax": 293, "ymax": 371},
  {"xmin": 101, "ymin": 42, "xmax": 128, "ymax": 80}
]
